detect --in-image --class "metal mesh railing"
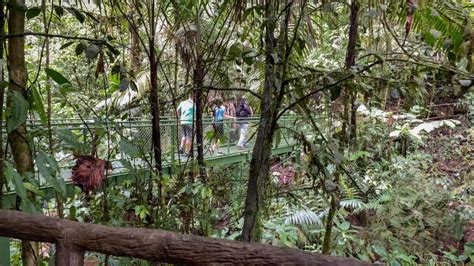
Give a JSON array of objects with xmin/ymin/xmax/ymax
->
[{"xmin": 0, "ymin": 115, "xmax": 301, "ymax": 185}]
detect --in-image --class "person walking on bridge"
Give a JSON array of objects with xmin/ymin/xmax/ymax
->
[
  {"xmin": 177, "ymin": 93, "xmax": 195, "ymax": 156},
  {"xmin": 236, "ymin": 97, "xmax": 253, "ymax": 149},
  {"xmin": 211, "ymin": 98, "xmax": 236, "ymax": 154}
]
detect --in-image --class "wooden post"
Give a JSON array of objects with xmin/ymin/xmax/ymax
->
[{"xmin": 55, "ymin": 241, "xmax": 84, "ymax": 266}]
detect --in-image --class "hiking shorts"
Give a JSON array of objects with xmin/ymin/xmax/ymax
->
[
  {"xmin": 181, "ymin": 124, "xmax": 193, "ymax": 139},
  {"xmin": 212, "ymin": 122, "xmax": 224, "ymax": 139}
]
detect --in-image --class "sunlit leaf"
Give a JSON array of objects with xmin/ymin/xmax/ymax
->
[{"xmin": 45, "ymin": 68, "xmax": 71, "ymax": 85}]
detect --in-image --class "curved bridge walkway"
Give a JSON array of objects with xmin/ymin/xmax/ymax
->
[
  {"xmin": 1, "ymin": 115, "xmax": 302, "ymax": 208},
  {"xmin": 0, "ymin": 115, "xmax": 302, "ymax": 263}
]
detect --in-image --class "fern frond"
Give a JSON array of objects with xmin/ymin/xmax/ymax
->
[
  {"xmin": 284, "ymin": 209, "xmax": 323, "ymax": 227},
  {"xmin": 339, "ymin": 176, "xmax": 357, "ymax": 199},
  {"xmin": 340, "ymin": 198, "xmax": 367, "ymax": 210}
]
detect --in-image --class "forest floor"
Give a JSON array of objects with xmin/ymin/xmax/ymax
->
[{"xmin": 422, "ymin": 114, "xmax": 473, "ymax": 251}]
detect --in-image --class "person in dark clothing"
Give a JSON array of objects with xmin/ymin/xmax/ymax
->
[{"xmin": 236, "ymin": 97, "xmax": 253, "ymax": 149}]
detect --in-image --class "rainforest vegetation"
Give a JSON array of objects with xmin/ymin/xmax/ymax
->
[{"xmin": 0, "ymin": 0, "xmax": 473, "ymax": 265}]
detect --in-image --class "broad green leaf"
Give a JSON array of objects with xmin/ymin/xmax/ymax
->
[
  {"xmin": 372, "ymin": 245, "xmax": 388, "ymax": 258},
  {"xmin": 55, "ymin": 129, "xmax": 89, "ymax": 154},
  {"xmin": 339, "ymin": 221, "xmax": 350, "ymax": 230},
  {"xmin": 75, "ymin": 42, "xmax": 85, "ymax": 55},
  {"xmin": 228, "ymin": 42, "xmax": 243, "ymax": 59},
  {"xmin": 66, "ymin": 7, "xmax": 85, "ymax": 23},
  {"xmin": 60, "ymin": 41, "xmax": 75, "ymax": 50},
  {"xmin": 26, "ymin": 7, "xmax": 41, "ymax": 20},
  {"xmin": 24, "ymin": 182, "xmax": 44, "ymax": 196},
  {"xmin": 119, "ymin": 139, "xmax": 140, "ymax": 158},
  {"xmin": 13, "ymin": 174, "xmax": 27, "ymax": 200},
  {"xmin": 53, "ymin": 5, "xmax": 64, "ymax": 17},
  {"xmin": 329, "ymin": 87, "xmax": 341, "ymax": 101},
  {"xmin": 20, "ymin": 198, "xmax": 42, "ymax": 214},
  {"xmin": 31, "ymin": 86, "xmax": 47, "ymax": 125},
  {"xmin": 7, "ymin": 91, "xmax": 29, "ymax": 134},
  {"xmin": 45, "ymin": 68, "xmax": 71, "ymax": 85},
  {"xmin": 275, "ymin": 128, "xmax": 281, "ymax": 147},
  {"xmin": 36, "ymin": 152, "xmax": 66, "ymax": 196}
]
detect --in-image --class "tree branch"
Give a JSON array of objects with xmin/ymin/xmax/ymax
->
[
  {"xmin": 277, "ymin": 60, "xmax": 384, "ymax": 120},
  {"xmin": 5, "ymin": 32, "xmax": 106, "ymax": 43}
]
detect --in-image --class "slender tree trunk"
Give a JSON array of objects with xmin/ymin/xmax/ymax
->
[
  {"xmin": 323, "ymin": 0, "xmax": 360, "ymax": 254},
  {"xmin": 149, "ymin": 35, "xmax": 163, "ymax": 205},
  {"xmin": 0, "ymin": 0, "xmax": 6, "ymax": 209},
  {"xmin": 42, "ymin": 0, "xmax": 64, "ymax": 219},
  {"xmin": 241, "ymin": 1, "xmax": 279, "ymax": 242},
  {"xmin": 345, "ymin": 0, "xmax": 359, "ymax": 145},
  {"xmin": 193, "ymin": 7, "xmax": 207, "ymax": 182},
  {"xmin": 194, "ymin": 55, "xmax": 206, "ymax": 181},
  {"xmin": 322, "ymin": 194, "xmax": 338, "ymax": 254},
  {"xmin": 129, "ymin": 4, "xmax": 140, "ymax": 75},
  {"xmin": 345, "ymin": 0, "xmax": 359, "ymax": 69},
  {"xmin": 7, "ymin": 0, "xmax": 38, "ymax": 264}
]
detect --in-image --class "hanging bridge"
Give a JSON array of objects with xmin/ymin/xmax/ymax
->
[
  {"xmin": 1, "ymin": 115, "xmax": 303, "ymax": 208},
  {"xmin": 0, "ymin": 115, "xmax": 304, "ymax": 263}
]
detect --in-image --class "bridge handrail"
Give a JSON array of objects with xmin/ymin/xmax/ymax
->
[
  {"xmin": 0, "ymin": 115, "xmax": 302, "ymax": 128},
  {"xmin": 0, "ymin": 209, "xmax": 368, "ymax": 265}
]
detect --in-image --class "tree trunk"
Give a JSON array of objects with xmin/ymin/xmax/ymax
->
[
  {"xmin": 322, "ymin": 194, "xmax": 338, "ymax": 254},
  {"xmin": 193, "ymin": 7, "xmax": 207, "ymax": 182},
  {"xmin": 42, "ymin": 0, "xmax": 64, "ymax": 219},
  {"xmin": 55, "ymin": 241, "xmax": 85, "ymax": 266},
  {"xmin": 194, "ymin": 55, "xmax": 207, "ymax": 181},
  {"xmin": 345, "ymin": 0, "xmax": 359, "ymax": 69},
  {"xmin": 147, "ymin": 1, "xmax": 163, "ymax": 207},
  {"xmin": 129, "ymin": 4, "xmax": 140, "ymax": 75},
  {"xmin": 241, "ymin": 1, "xmax": 279, "ymax": 242},
  {"xmin": 7, "ymin": 1, "xmax": 38, "ymax": 264},
  {"xmin": 345, "ymin": 0, "xmax": 359, "ymax": 145},
  {"xmin": 0, "ymin": 0, "xmax": 6, "ymax": 209},
  {"xmin": 0, "ymin": 210, "xmax": 369, "ymax": 265},
  {"xmin": 341, "ymin": 0, "xmax": 359, "ymax": 145}
]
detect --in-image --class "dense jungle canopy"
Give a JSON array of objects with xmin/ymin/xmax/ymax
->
[{"xmin": 0, "ymin": 0, "xmax": 473, "ymax": 265}]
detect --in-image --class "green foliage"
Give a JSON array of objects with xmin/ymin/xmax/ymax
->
[
  {"xmin": 45, "ymin": 68, "xmax": 71, "ymax": 86},
  {"xmin": 36, "ymin": 152, "xmax": 66, "ymax": 197},
  {"xmin": 55, "ymin": 129, "xmax": 89, "ymax": 154},
  {"xmin": 119, "ymin": 139, "xmax": 141, "ymax": 158},
  {"xmin": 26, "ymin": 7, "xmax": 41, "ymax": 20},
  {"xmin": 29, "ymin": 86, "xmax": 47, "ymax": 125},
  {"xmin": 7, "ymin": 91, "xmax": 29, "ymax": 134}
]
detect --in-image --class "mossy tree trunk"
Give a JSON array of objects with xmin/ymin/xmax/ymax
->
[
  {"xmin": 241, "ymin": 0, "xmax": 295, "ymax": 242},
  {"xmin": 7, "ymin": 0, "xmax": 38, "ymax": 264}
]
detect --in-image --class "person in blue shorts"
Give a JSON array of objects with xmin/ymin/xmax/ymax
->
[{"xmin": 211, "ymin": 98, "xmax": 235, "ymax": 154}]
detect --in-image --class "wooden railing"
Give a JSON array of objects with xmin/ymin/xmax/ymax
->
[{"xmin": 0, "ymin": 210, "xmax": 370, "ymax": 265}]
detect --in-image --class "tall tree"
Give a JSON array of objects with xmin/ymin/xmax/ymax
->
[
  {"xmin": 241, "ymin": 0, "xmax": 298, "ymax": 242},
  {"xmin": 0, "ymin": 0, "xmax": 6, "ymax": 209},
  {"xmin": 7, "ymin": 0, "xmax": 38, "ymax": 264},
  {"xmin": 147, "ymin": 0, "xmax": 164, "ymax": 205}
]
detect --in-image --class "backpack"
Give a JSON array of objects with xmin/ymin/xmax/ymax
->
[{"xmin": 237, "ymin": 103, "xmax": 251, "ymax": 118}]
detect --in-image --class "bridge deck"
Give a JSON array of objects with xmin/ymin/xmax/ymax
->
[
  {"xmin": 0, "ymin": 116, "xmax": 302, "ymax": 264},
  {"xmin": 1, "ymin": 116, "xmax": 301, "ymax": 208}
]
